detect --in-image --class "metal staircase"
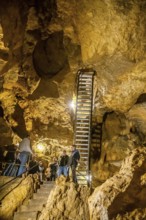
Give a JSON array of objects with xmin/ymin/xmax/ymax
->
[
  {"xmin": 91, "ymin": 118, "xmax": 102, "ymax": 160},
  {"xmin": 74, "ymin": 69, "xmax": 95, "ymax": 186}
]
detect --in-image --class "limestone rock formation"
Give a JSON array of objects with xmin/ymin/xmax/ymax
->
[
  {"xmin": 0, "ymin": 175, "xmax": 36, "ymax": 220},
  {"xmin": 88, "ymin": 147, "xmax": 146, "ymax": 220},
  {"xmin": 0, "ymin": 0, "xmax": 146, "ymax": 208},
  {"xmin": 113, "ymin": 208, "xmax": 146, "ymax": 220},
  {"xmin": 39, "ymin": 176, "xmax": 90, "ymax": 220}
]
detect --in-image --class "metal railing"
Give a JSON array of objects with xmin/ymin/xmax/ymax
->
[{"xmin": 0, "ymin": 162, "xmax": 39, "ymax": 190}]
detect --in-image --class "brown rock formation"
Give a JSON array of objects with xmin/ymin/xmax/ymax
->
[
  {"xmin": 39, "ymin": 176, "xmax": 90, "ymax": 220},
  {"xmin": 89, "ymin": 147, "xmax": 146, "ymax": 220},
  {"xmin": 0, "ymin": 175, "xmax": 36, "ymax": 220},
  {"xmin": 0, "ymin": 3, "xmax": 146, "ymax": 217}
]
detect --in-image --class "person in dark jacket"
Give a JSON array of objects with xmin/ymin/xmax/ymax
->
[
  {"xmin": 50, "ymin": 157, "xmax": 58, "ymax": 181},
  {"xmin": 68, "ymin": 145, "xmax": 80, "ymax": 183},
  {"xmin": 28, "ymin": 156, "xmax": 39, "ymax": 174},
  {"xmin": 58, "ymin": 150, "xmax": 69, "ymax": 177}
]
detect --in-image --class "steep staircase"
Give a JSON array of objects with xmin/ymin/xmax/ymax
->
[
  {"xmin": 74, "ymin": 69, "xmax": 95, "ymax": 185},
  {"xmin": 91, "ymin": 118, "xmax": 102, "ymax": 160},
  {"xmin": 13, "ymin": 182, "xmax": 54, "ymax": 220}
]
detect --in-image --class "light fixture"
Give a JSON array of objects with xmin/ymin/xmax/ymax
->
[
  {"xmin": 36, "ymin": 143, "xmax": 45, "ymax": 153},
  {"xmin": 69, "ymin": 100, "xmax": 75, "ymax": 109},
  {"xmin": 86, "ymin": 174, "xmax": 92, "ymax": 182}
]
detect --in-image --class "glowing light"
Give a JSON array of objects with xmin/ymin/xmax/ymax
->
[
  {"xmin": 69, "ymin": 100, "xmax": 75, "ymax": 109},
  {"xmin": 36, "ymin": 143, "xmax": 45, "ymax": 152},
  {"xmin": 86, "ymin": 174, "xmax": 92, "ymax": 182},
  {"xmin": 69, "ymin": 94, "xmax": 76, "ymax": 112}
]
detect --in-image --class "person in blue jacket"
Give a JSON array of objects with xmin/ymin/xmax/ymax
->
[{"xmin": 68, "ymin": 145, "xmax": 80, "ymax": 183}]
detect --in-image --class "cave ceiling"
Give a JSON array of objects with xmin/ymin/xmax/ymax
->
[{"xmin": 0, "ymin": 0, "xmax": 146, "ymax": 161}]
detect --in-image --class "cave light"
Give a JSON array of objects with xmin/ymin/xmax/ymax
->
[
  {"xmin": 36, "ymin": 143, "xmax": 45, "ymax": 153},
  {"xmin": 86, "ymin": 173, "xmax": 92, "ymax": 182},
  {"xmin": 69, "ymin": 94, "xmax": 76, "ymax": 111},
  {"xmin": 69, "ymin": 100, "xmax": 75, "ymax": 109}
]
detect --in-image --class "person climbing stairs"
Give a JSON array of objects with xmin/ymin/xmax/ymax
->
[{"xmin": 13, "ymin": 182, "xmax": 54, "ymax": 220}]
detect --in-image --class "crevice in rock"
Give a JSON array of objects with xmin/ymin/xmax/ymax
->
[
  {"xmin": 11, "ymin": 104, "xmax": 27, "ymax": 138},
  {"xmin": 0, "ymin": 49, "xmax": 8, "ymax": 61},
  {"xmin": 33, "ymin": 31, "xmax": 68, "ymax": 78},
  {"xmin": 28, "ymin": 78, "xmax": 59, "ymax": 100},
  {"xmin": 0, "ymin": 105, "xmax": 4, "ymax": 117},
  {"xmin": 136, "ymin": 93, "xmax": 146, "ymax": 104},
  {"xmin": 108, "ymin": 156, "xmax": 146, "ymax": 218}
]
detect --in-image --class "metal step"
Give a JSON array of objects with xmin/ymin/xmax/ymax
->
[
  {"xmin": 78, "ymin": 76, "xmax": 92, "ymax": 79},
  {"xmin": 75, "ymin": 138, "xmax": 89, "ymax": 142},
  {"xmin": 79, "ymin": 75, "xmax": 93, "ymax": 78},
  {"xmin": 76, "ymin": 110, "xmax": 91, "ymax": 113},
  {"xmin": 75, "ymin": 131, "xmax": 89, "ymax": 134},
  {"xmin": 78, "ymin": 78, "xmax": 92, "ymax": 81},
  {"xmin": 77, "ymin": 147, "xmax": 89, "ymax": 150},
  {"xmin": 77, "ymin": 117, "xmax": 90, "ymax": 122},
  {"xmin": 80, "ymin": 151, "xmax": 89, "ymax": 154},
  {"xmin": 76, "ymin": 138, "xmax": 89, "ymax": 141},
  {"xmin": 78, "ymin": 86, "xmax": 92, "ymax": 89},
  {"xmin": 76, "ymin": 128, "xmax": 90, "ymax": 131},
  {"xmin": 75, "ymin": 69, "xmax": 95, "ymax": 185},
  {"xmin": 76, "ymin": 142, "xmax": 89, "ymax": 144},
  {"xmin": 77, "ymin": 93, "xmax": 92, "ymax": 95},
  {"xmin": 75, "ymin": 143, "xmax": 89, "ymax": 146},
  {"xmin": 78, "ymin": 82, "xmax": 92, "ymax": 85},
  {"xmin": 76, "ymin": 130, "xmax": 89, "ymax": 132},
  {"xmin": 77, "ymin": 110, "xmax": 90, "ymax": 114},
  {"xmin": 75, "ymin": 134, "xmax": 89, "ymax": 137},
  {"xmin": 76, "ymin": 122, "xmax": 90, "ymax": 125},
  {"xmin": 78, "ymin": 157, "xmax": 88, "ymax": 159},
  {"xmin": 76, "ymin": 115, "xmax": 90, "ymax": 118},
  {"xmin": 76, "ymin": 139, "xmax": 89, "ymax": 142},
  {"xmin": 77, "ymin": 98, "xmax": 92, "ymax": 101},
  {"xmin": 75, "ymin": 131, "xmax": 89, "ymax": 133},
  {"xmin": 78, "ymin": 89, "xmax": 92, "ymax": 93},
  {"xmin": 77, "ymin": 105, "xmax": 91, "ymax": 108},
  {"xmin": 76, "ymin": 117, "xmax": 90, "ymax": 120},
  {"xmin": 77, "ymin": 102, "xmax": 91, "ymax": 104}
]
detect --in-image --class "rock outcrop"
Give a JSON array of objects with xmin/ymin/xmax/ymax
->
[
  {"xmin": 0, "ymin": 0, "xmax": 146, "ymax": 188},
  {"xmin": 39, "ymin": 176, "xmax": 90, "ymax": 220},
  {"xmin": 89, "ymin": 147, "xmax": 146, "ymax": 220},
  {"xmin": 0, "ymin": 175, "xmax": 36, "ymax": 220}
]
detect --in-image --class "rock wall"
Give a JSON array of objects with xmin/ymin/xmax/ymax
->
[
  {"xmin": 0, "ymin": 175, "xmax": 35, "ymax": 220},
  {"xmin": 39, "ymin": 176, "xmax": 90, "ymax": 220},
  {"xmin": 89, "ymin": 147, "xmax": 146, "ymax": 220},
  {"xmin": 38, "ymin": 147, "xmax": 146, "ymax": 220},
  {"xmin": 0, "ymin": 0, "xmax": 146, "ymax": 186}
]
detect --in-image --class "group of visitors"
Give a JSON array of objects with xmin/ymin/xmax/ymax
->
[
  {"xmin": 44, "ymin": 145, "xmax": 80, "ymax": 183},
  {"xmin": 57, "ymin": 146, "xmax": 80, "ymax": 183},
  {"xmin": 2, "ymin": 135, "xmax": 81, "ymax": 183}
]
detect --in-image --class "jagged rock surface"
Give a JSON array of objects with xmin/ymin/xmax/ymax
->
[
  {"xmin": 0, "ymin": 0, "xmax": 146, "ymax": 192},
  {"xmin": 0, "ymin": 175, "xmax": 35, "ymax": 220},
  {"xmin": 88, "ymin": 147, "xmax": 146, "ymax": 220},
  {"xmin": 39, "ymin": 176, "xmax": 90, "ymax": 220}
]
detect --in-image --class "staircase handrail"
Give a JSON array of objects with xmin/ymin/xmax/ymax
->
[{"xmin": 0, "ymin": 163, "xmax": 39, "ymax": 190}]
